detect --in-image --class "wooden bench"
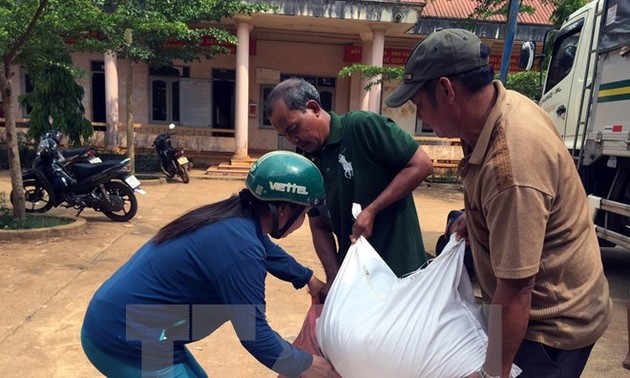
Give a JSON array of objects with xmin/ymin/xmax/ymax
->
[{"xmin": 414, "ymin": 136, "xmax": 463, "ymax": 181}]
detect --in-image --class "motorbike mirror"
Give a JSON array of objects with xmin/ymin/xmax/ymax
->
[
  {"xmin": 168, "ymin": 123, "xmax": 176, "ymax": 130},
  {"xmin": 519, "ymin": 41, "xmax": 535, "ymax": 71}
]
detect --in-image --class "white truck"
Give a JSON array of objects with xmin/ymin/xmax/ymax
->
[{"xmin": 523, "ymin": 0, "xmax": 629, "ymax": 249}]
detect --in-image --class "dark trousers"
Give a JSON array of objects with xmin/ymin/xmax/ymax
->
[{"xmin": 514, "ymin": 339, "xmax": 594, "ymax": 378}]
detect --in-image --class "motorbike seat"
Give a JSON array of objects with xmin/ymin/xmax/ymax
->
[
  {"xmin": 61, "ymin": 147, "xmax": 91, "ymax": 158},
  {"xmin": 71, "ymin": 159, "xmax": 129, "ymax": 179},
  {"xmin": 161, "ymin": 146, "xmax": 183, "ymax": 158}
]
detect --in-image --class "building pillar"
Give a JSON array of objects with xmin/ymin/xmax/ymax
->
[
  {"xmin": 104, "ymin": 52, "xmax": 119, "ymax": 151},
  {"xmin": 359, "ymin": 34, "xmax": 372, "ymax": 111},
  {"xmin": 368, "ymin": 26, "xmax": 386, "ymax": 114},
  {"xmin": 348, "ymin": 66, "xmax": 362, "ymax": 111},
  {"xmin": 233, "ymin": 16, "xmax": 252, "ymax": 160}
]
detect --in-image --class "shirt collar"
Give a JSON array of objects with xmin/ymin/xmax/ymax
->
[
  {"xmin": 468, "ymin": 80, "xmax": 508, "ymax": 165},
  {"xmin": 326, "ymin": 112, "xmax": 343, "ymax": 147}
]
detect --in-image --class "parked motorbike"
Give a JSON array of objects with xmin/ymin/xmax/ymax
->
[
  {"xmin": 153, "ymin": 123, "xmax": 192, "ymax": 183},
  {"xmin": 11, "ymin": 134, "xmax": 144, "ymax": 222},
  {"xmin": 61, "ymin": 146, "xmax": 101, "ymax": 166},
  {"xmin": 42, "ymin": 129, "xmax": 102, "ymax": 169}
]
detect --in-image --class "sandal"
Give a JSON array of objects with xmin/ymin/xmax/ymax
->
[{"xmin": 623, "ymin": 361, "xmax": 630, "ymax": 370}]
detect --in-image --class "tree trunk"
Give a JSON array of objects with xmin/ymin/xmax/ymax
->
[
  {"xmin": 104, "ymin": 51, "xmax": 119, "ymax": 152},
  {"xmin": 1, "ymin": 66, "xmax": 26, "ymax": 219},
  {"xmin": 126, "ymin": 58, "xmax": 134, "ymax": 174}
]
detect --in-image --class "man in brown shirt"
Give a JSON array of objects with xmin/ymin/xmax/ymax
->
[{"xmin": 386, "ymin": 28, "xmax": 612, "ymax": 378}]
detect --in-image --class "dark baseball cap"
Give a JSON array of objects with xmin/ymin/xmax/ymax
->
[{"xmin": 385, "ymin": 29, "xmax": 488, "ymax": 108}]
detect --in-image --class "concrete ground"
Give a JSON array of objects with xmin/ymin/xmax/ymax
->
[{"xmin": 0, "ymin": 168, "xmax": 628, "ymax": 377}]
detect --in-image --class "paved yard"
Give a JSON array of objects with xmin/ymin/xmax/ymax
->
[{"xmin": 0, "ymin": 169, "xmax": 628, "ymax": 377}]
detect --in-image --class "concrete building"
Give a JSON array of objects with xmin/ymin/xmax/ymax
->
[{"xmin": 2, "ymin": 0, "xmax": 553, "ymax": 169}]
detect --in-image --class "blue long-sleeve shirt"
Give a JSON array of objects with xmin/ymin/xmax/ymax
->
[{"xmin": 82, "ymin": 216, "xmax": 313, "ymax": 377}]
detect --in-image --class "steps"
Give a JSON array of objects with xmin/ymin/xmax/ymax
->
[{"xmin": 204, "ymin": 156, "xmax": 257, "ymax": 180}]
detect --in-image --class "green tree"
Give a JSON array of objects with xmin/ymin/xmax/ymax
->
[
  {"xmin": 1, "ymin": 0, "xmax": 272, "ymax": 218},
  {"xmin": 339, "ymin": 65, "xmax": 541, "ymax": 102},
  {"xmin": 0, "ymin": 0, "xmax": 100, "ymax": 219},
  {"xmin": 503, "ymin": 70, "xmax": 542, "ymax": 101},
  {"xmin": 1, "ymin": 0, "xmax": 271, "ymax": 217},
  {"xmin": 470, "ymin": 0, "xmax": 586, "ymax": 83},
  {"xmin": 471, "ymin": 0, "xmax": 586, "ymax": 29},
  {"xmin": 19, "ymin": 62, "xmax": 93, "ymax": 147},
  {"xmin": 338, "ymin": 64, "xmax": 404, "ymax": 91},
  {"xmin": 339, "ymin": 0, "xmax": 586, "ymax": 101},
  {"xmin": 80, "ymin": 0, "xmax": 272, "ymax": 172}
]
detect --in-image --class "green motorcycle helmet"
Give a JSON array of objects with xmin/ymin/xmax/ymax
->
[{"xmin": 245, "ymin": 151, "xmax": 325, "ymax": 207}]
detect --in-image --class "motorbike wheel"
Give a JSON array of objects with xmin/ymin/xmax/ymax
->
[
  {"xmin": 160, "ymin": 162, "xmax": 176, "ymax": 179},
  {"xmin": 101, "ymin": 181, "xmax": 138, "ymax": 222},
  {"xmin": 178, "ymin": 165, "xmax": 190, "ymax": 184},
  {"xmin": 13, "ymin": 179, "xmax": 54, "ymax": 213}
]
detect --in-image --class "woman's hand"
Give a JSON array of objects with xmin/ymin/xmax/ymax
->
[
  {"xmin": 302, "ymin": 355, "xmax": 334, "ymax": 378},
  {"xmin": 307, "ymin": 275, "xmax": 325, "ymax": 298},
  {"xmin": 317, "ymin": 281, "xmax": 332, "ymax": 303}
]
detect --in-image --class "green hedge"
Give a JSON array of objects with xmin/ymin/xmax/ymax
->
[
  {"xmin": 0, "ymin": 146, "xmax": 37, "ymax": 170},
  {"xmin": 96, "ymin": 152, "xmax": 161, "ymax": 173}
]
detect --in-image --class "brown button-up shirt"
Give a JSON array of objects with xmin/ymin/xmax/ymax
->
[{"xmin": 459, "ymin": 81, "xmax": 612, "ymax": 349}]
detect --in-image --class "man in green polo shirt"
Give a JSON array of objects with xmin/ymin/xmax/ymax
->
[{"xmin": 265, "ymin": 78, "xmax": 434, "ymax": 296}]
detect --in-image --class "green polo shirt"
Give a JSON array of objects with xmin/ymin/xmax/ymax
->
[{"xmin": 307, "ymin": 111, "xmax": 427, "ymax": 277}]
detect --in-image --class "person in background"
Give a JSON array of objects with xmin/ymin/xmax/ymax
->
[
  {"xmin": 386, "ymin": 28, "xmax": 612, "ymax": 378},
  {"xmin": 81, "ymin": 151, "xmax": 334, "ymax": 378},
  {"xmin": 265, "ymin": 78, "xmax": 434, "ymax": 297}
]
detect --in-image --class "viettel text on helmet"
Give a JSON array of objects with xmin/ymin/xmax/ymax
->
[{"xmin": 269, "ymin": 181, "xmax": 308, "ymax": 195}]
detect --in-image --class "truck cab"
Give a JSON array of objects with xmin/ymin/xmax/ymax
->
[
  {"xmin": 538, "ymin": 0, "xmax": 601, "ymax": 154},
  {"xmin": 530, "ymin": 0, "xmax": 630, "ymax": 249}
]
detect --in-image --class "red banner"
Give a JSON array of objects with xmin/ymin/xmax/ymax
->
[
  {"xmin": 383, "ymin": 48, "xmax": 410, "ymax": 65},
  {"xmin": 165, "ymin": 37, "xmax": 256, "ymax": 56},
  {"xmin": 343, "ymin": 45, "xmax": 409, "ymax": 65},
  {"xmin": 343, "ymin": 45, "xmax": 362, "ymax": 63},
  {"xmin": 344, "ymin": 45, "xmax": 522, "ymax": 72}
]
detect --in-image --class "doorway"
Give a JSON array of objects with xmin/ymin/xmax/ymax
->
[
  {"xmin": 91, "ymin": 69, "xmax": 106, "ymax": 123},
  {"xmin": 211, "ymin": 69, "xmax": 235, "ymax": 137}
]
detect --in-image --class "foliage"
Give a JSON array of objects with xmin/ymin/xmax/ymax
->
[
  {"xmin": 339, "ymin": 63, "xmax": 542, "ymax": 102},
  {"xmin": 96, "ymin": 151, "xmax": 162, "ymax": 173},
  {"xmin": 74, "ymin": 0, "xmax": 275, "ymax": 171},
  {"xmin": 1, "ymin": 2, "xmax": 102, "ymax": 148},
  {"xmin": 338, "ymin": 64, "xmax": 404, "ymax": 91},
  {"xmin": 338, "ymin": 0, "xmax": 586, "ymax": 100},
  {"xmin": 470, "ymin": 0, "xmax": 586, "ymax": 29},
  {"xmin": 1, "ymin": 0, "xmax": 273, "ymax": 218},
  {"xmin": 19, "ymin": 63, "xmax": 93, "ymax": 147},
  {"xmin": 0, "ymin": 142, "xmax": 36, "ymax": 170},
  {"xmin": 545, "ymin": 0, "xmax": 587, "ymax": 29},
  {"xmin": 502, "ymin": 70, "xmax": 543, "ymax": 101},
  {"xmin": 134, "ymin": 152, "xmax": 162, "ymax": 173},
  {"xmin": 471, "ymin": 0, "xmax": 536, "ymax": 21},
  {"xmin": 0, "ymin": 192, "xmax": 72, "ymax": 229},
  {"xmin": 80, "ymin": 0, "xmax": 274, "ymax": 67}
]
